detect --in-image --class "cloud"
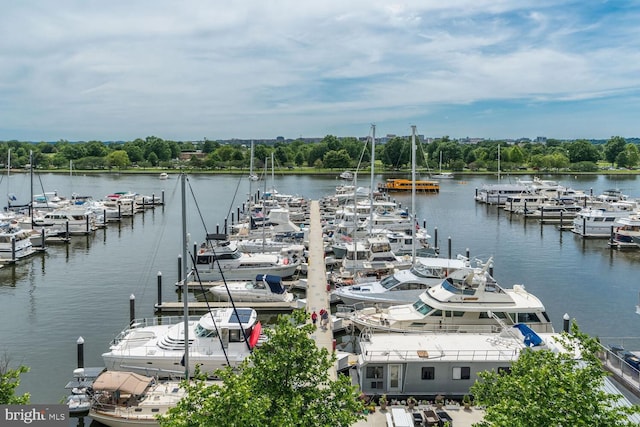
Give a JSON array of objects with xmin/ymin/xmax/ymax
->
[{"xmin": 1, "ymin": 1, "xmax": 639, "ymax": 141}]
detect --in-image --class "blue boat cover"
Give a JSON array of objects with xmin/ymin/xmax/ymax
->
[
  {"xmin": 256, "ymin": 274, "xmax": 285, "ymax": 294},
  {"xmin": 514, "ymin": 323, "xmax": 543, "ymax": 347}
]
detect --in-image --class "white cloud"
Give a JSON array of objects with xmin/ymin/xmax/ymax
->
[{"xmin": 0, "ymin": 1, "xmax": 639, "ymax": 140}]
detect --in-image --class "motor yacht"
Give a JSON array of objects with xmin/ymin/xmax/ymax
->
[
  {"xmin": 194, "ymin": 234, "xmax": 300, "ymax": 281},
  {"xmin": 102, "ymin": 307, "xmax": 262, "ymax": 378},
  {"xmin": 207, "ymin": 274, "xmax": 297, "ymax": 303},
  {"xmin": 348, "ymin": 262, "xmax": 553, "ymax": 334}
]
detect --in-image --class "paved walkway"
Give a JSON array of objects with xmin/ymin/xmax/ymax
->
[{"xmin": 305, "ymin": 200, "xmax": 336, "ymax": 380}]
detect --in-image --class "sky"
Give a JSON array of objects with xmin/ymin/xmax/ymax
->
[{"xmin": 1, "ymin": 1, "xmax": 640, "ymax": 142}]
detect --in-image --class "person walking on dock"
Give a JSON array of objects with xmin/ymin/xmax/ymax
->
[
  {"xmin": 311, "ymin": 310, "xmax": 318, "ymax": 327},
  {"xmin": 319, "ymin": 308, "xmax": 329, "ymax": 330}
]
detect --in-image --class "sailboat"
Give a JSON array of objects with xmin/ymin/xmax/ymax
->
[{"xmin": 431, "ymin": 151, "xmax": 454, "ymax": 179}]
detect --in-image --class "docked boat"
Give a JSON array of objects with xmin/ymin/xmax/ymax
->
[
  {"xmin": 207, "ymin": 274, "xmax": 296, "ymax": 303},
  {"xmin": 0, "ymin": 220, "xmax": 37, "ymax": 263},
  {"xmin": 32, "ymin": 206, "xmax": 98, "ymax": 235},
  {"xmin": 194, "ymin": 234, "xmax": 300, "ymax": 281},
  {"xmin": 356, "ymin": 324, "xmax": 562, "ymax": 397},
  {"xmin": 377, "ymin": 178, "xmax": 439, "ymax": 193},
  {"xmin": 102, "ymin": 307, "xmax": 262, "ymax": 378},
  {"xmin": 609, "ymin": 214, "xmax": 640, "ymax": 249},
  {"xmin": 572, "ymin": 201, "xmax": 639, "ymax": 238},
  {"xmin": 523, "ymin": 198, "xmax": 582, "ymax": 222},
  {"xmin": 474, "ymin": 183, "xmax": 531, "ymax": 205},
  {"xmin": 159, "ymin": 172, "xmax": 169, "ymax": 180},
  {"xmin": 333, "ymin": 256, "xmax": 476, "ymax": 308},
  {"xmin": 64, "ymin": 366, "xmax": 106, "ymax": 416},
  {"xmin": 89, "ymin": 370, "xmax": 185, "ymax": 427},
  {"xmin": 348, "ymin": 262, "xmax": 554, "ymax": 334}
]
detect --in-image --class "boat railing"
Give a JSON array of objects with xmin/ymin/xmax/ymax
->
[
  {"xmin": 360, "ymin": 347, "xmax": 519, "ymax": 362},
  {"xmin": 110, "ymin": 316, "xmax": 207, "ymax": 345}
]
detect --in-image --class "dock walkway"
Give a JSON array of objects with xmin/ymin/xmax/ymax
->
[{"xmin": 305, "ymin": 200, "xmax": 336, "ymax": 380}]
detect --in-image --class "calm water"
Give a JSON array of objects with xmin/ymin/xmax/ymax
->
[{"xmin": 1, "ymin": 172, "xmax": 640, "ymax": 422}]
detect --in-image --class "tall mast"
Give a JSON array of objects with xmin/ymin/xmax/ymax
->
[
  {"xmin": 368, "ymin": 125, "xmax": 376, "ymax": 235},
  {"xmin": 181, "ymin": 173, "xmax": 189, "ymax": 378},
  {"xmin": 411, "ymin": 126, "xmax": 417, "ymax": 264}
]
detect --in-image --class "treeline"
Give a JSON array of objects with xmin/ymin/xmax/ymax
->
[{"xmin": 0, "ymin": 135, "xmax": 638, "ymax": 172}]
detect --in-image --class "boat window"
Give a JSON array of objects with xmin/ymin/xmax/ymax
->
[
  {"xmin": 397, "ymin": 282, "xmax": 429, "ymax": 291},
  {"xmin": 229, "ymin": 329, "xmax": 242, "ymax": 342},
  {"xmin": 194, "ymin": 323, "xmax": 218, "ymax": 338},
  {"xmin": 451, "ymin": 311, "xmax": 465, "ymax": 317},
  {"xmin": 365, "ymin": 366, "xmax": 383, "ymax": 379},
  {"xmin": 412, "ymin": 301, "xmax": 434, "ymax": 315},
  {"xmin": 380, "ymin": 275, "xmax": 400, "ymax": 290},
  {"xmin": 421, "ymin": 367, "xmax": 435, "ymax": 380},
  {"xmin": 517, "ymin": 313, "xmax": 541, "ymax": 323},
  {"xmin": 452, "ymin": 366, "xmax": 471, "ymax": 380},
  {"xmin": 196, "ymin": 255, "xmax": 212, "ymax": 265}
]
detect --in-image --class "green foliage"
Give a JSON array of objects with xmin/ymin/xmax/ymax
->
[
  {"xmin": 0, "ymin": 355, "xmax": 30, "ymax": 404},
  {"xmin": 470, "ymin": 322, "xmax": 640, "ymax": 427},
  {"xmin": 159, "ymin": 310, "xmax": 365, "ymax": 427}
]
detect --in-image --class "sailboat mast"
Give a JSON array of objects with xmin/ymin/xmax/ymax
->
[
  {"xmin": 181, "ymin": 173, "xmax": 190, "ymax": 378},
  {"xmin": 497, "ymin": 144, "xmax": 501, "ymax": 181},
  {"xmin": 410, "ymin": 126, "xmax": 417, "ymax": 263},
  {"xmin": 368, "ymin": 124, "xmax": 376, "ymax": 235}
]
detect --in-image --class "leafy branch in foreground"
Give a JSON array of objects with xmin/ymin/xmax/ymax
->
[
  {"xmin": 470, "ymin": 322, "xmax": 640, "ymax": 427},
  {"xmin": 159, "ymin": 310, "xmax": 365, "ymax": 427}
]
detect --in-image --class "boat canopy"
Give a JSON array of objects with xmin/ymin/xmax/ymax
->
[
  {"xmin": 256, "ymin": 274, "xmax": 285, "ymax": 294},
  {"xmin": 92, "ymin": 371, "xmax": 153, "ymax": 395}
]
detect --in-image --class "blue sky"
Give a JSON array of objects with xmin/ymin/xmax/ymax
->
[{"xmin": 1, "ymin": 1, "xmax": 639, "ymax": 142}]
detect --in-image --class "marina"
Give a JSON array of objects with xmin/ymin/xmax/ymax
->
[{"xmin": 1, "ymin": 172, "xmax": 640, "ymax": 426}]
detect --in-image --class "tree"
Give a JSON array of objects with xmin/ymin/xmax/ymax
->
[
  {"xmin": 381, "ymin": 137, "xmax": 410, "ymax": 168},
  {"xmin": 605, "ymin": 136, "xmax": 627, "ymax": 166},
  {"xmin": 106, "ymin": 150, "xmax": 130, "ymax": 169},
  {"xmin": 0, "ymin": 354, "xmax": 30, "ymax": 404},
  {"xmin": 323, "ymin": 149, "xmax": 351, "ymax": 169},
  {"xmin": 471, "ymin": 323, "xmax": 640, "ymax": 426},
  {"xmin": 159, "ymin": 310, "xmax": 365, "ymax": 427},
  {"xmin": 567, "ymin": 140, "xmax": 600, "ymax": 163}
]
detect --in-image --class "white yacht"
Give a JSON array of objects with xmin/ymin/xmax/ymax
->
[
  {"xmin": 348, "ymin": 264, "xmax": 553, "ymax": 334},
  {"xmin": 194, "ymin": 234, "xmax": 300, "ymax": 281},
  {"xmin": 102, "ymin": 307, "xmax": 262, "ymax": 378},
  {"xmin": 89, "ymin": 370, "xmax": 185, "ymax": 427},
  {"xmin": 610, "ymin": 214, "xmax": 640, "ymax": 249},
  {"xmin": 333, "ymin": 256, "xmax": 473, "ymax": 308},
  {"xmin": 32, "ymin": 206, "xmax": 97, "ymax": 235},
  {"xmin": 0, "ymin": 220, "xmax": 37, "ymax": 263},
  {"xmin": 207, "ymin": 274, "xmax": 297, "ymax": 303},
  {"xmin": 572, "ymin": 201, "xmax": 639, "ymax": 238}
]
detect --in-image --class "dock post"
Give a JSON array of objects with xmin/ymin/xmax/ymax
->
[
  {"xmin": 237, "ymin": 207, "xmax": 240, "ymax": 222},
  {"xmin": 152, "ymin": 193, "xmax": 155, "ymax": 209},
  {"xmin": 216, "ymin": 224, "xmax": 219, "ymax": 234},
  {"xmin": 489, "ymin": 260, "xmax": 494, "ymax": 277},
  {"xmin": 41, "ymin": 228, "xmax": 46, "ymax": 251},
  {"xmin": 103, "ymin": 209, "xmax": 107, "ymax": 225},
  {"xmin": 118, "ymin": 203, "xmax": 122, "ymax": 220},
  {"xmin": 86, "ymin": 215, "xmax": 89, "ymax": 234},
  {"xmin": 157, "ymin": 272, "xmax": 162, "ymax": 309},
  {"xmin": 11, "ymin": 236, "xmax": 16, "ymax": 262},
  {"xmin": 448, "ymin": 237, "xmax": 452, "ymax": 259},
  {"xmin": 423, "ymin": 219, "xmax": 426, "ymax": 229},
  {"xmin": 66, "ymin": 221, "xmax": 70, "ymax": 239},
  {"xmin": 129, "ymin": 294, "xmax": 135, "ymax": 325},
  {"xmin": 434, "ymin": 227, "xmax": 438, "ymax": 251},
  {"xmin": 76, "ymin": 337, "xmax": 84, "ymax": 369},
  {"xmin": 559, "ymin": 211, "xmax": 564, "ymax": 230},
  {"xmin": 563, "ymin": 313, "xmax": 570, "ymax": 332},
  {"xmin": 224, "ymin": 219, "xmax": 228, "ymax": 234},
  {"xmin": 466, "ymin": 248, "xmax": 470, "ymax": 259},
  {"xmin": 162, "ymin": 190, "xmax": 165, "ymax": 205},
  {"xmin": 231, "ymin": 212, "xmax": 234, "ymax": 225},
  {"xmin": 610, "ymin": 226, "xmax": 615, "ymax": 249}
]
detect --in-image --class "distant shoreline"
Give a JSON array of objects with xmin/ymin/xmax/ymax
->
[{"xmin": 9, "ymin": 168, "xmax": 640, "ymax": 177}]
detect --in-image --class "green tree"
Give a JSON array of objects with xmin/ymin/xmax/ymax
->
[
  {"xmin": 567, "ymin": 139, "xmax": 600, "ymax": 163},
  {"xmin": 0, "ymin": 355, "xmax": 30, "ymax": 404},
  {"xmin": 323, "ymin": 149, "xmax": 352, "ymax": 169},
  {"xmin": 605, "ymin": 136, "xmax": 627, "ymax": 166},
  {"xmin": 471, "ymin": 323, "xmax": 640, "ymax": 427},
  {"xmin": 159, "ymin": 310, "xmax": 364, "ymax": 427},
  {"xmin": 106, "ymin": 150, "xmax": 130, "ymax": 169},
  {"xmin": 381, "ymin": 137, "xmax": 410, "ymax": 168}
]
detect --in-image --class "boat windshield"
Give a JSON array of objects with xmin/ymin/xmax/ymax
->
[
  {"xmin": 412, "ymin": 300, "xmax": 434, "ymax": 315},
  {"xmin": 194, "ymin": 323, "xmax": 218, "ymax": 338},
  {"xmin": 380, "ymin": 275, "xmax": 400, "ymax": 290},
  {"xmin": 410, "ymin": 264, "xmax": 443, "ymax": 279}
]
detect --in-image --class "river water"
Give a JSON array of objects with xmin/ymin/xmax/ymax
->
[{"xmin": 1, "ymin": 172, "xmax": 640, "ymax": 423}]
